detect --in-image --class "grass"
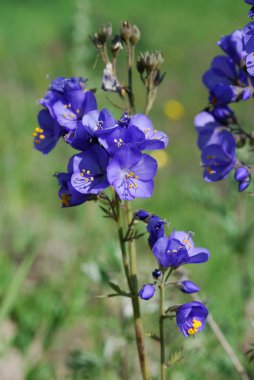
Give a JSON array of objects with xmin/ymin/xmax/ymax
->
[{"xmin": 0, "ymin": 0, "xmax": 254, "ymax": 379}]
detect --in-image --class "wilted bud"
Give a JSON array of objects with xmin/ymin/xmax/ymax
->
[
  {"xmin": 130, "ymin": 24, "xmax": 141, "ymax": 45},
  {"xmin": 137, "ymin": 51, "xmax": 164, "ymax": 72},
  {"xmin": 235, "ymin": 133, "xmax": 246, "ymax": 148},
  {"xmin": 100, "ymin": 23, "xmax": 112, "ymax": 41},
  {"xmin": 90, "ymin": 23, "xmax": 112, "ymax": 49},
  {"xmin": 102, "ymin": 62, "xmax": 122, "ymax": 93},
  {"xmin": 111, "ymin": 35, "xmax": 123, "ymax": 54},
  {"xmin": 120, "ymin": 21, "xmax": 133, "ymax": 42}
]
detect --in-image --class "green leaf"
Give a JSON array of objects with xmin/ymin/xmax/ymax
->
[{"xmin": 167, "ymin": 348, "xmax": 184, "ymax": 368}]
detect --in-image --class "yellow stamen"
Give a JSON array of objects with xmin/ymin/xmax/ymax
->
[
  {"xmin": 39, "ymin": 134, "xmax": 45, "ymax": 139},
  {"xmin": 32, "ymin": 132, "xmax": 37, "ymax": 137}
]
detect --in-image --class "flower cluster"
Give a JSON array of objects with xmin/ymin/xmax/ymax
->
[
  {"xmin": 194, "ymin": 10, "xmax": 254, "ymax": 192},
  {"xmin": 34, "ymin": 77, "xmax": 168, "ymax": 205},
  {"xmin": 136, "ymin": 210, "xmax": 209, "ymax": 338}
]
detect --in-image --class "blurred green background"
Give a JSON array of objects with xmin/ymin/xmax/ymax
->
[{"xmin": 1, "ymin": 0, "xmax": 254, "ymax": 379}]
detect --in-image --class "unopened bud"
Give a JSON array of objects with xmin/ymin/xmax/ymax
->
[
  {"xmin": 130, "ymin": 24, "xmax": 141, "ymax": 45},
  {"xmin": 120, "ymin": 21, "xmax": 133, "ymax": 42}
]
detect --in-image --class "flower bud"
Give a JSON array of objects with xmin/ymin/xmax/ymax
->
[
  {"xmin": 177, "ymin": 280, "xmax": 200, "ymax": 294},
  {"xmin": 135, "ymin": 209, "xmax": 151, "ymax": 221},
  {"xmin": 234, "ymin": 166, "xmax": 249, "ymax": 182},
  {"xmin": 130, "ymin": 25, "xmax": 141, "ymax": 45},
  {"xmin": 120, "ymin": 21, "xmax": 133, "ymax": 42},
  {"xmin": 152, "ymin": 269, "xmax": 162, "ymax": 279},
  {"xmin": 138, "ymin": 284, "xmax": 156, "ymax": 300},
  {"xmin": 239, "ymin": 180, "xmax": 251, "ymax": 192}
]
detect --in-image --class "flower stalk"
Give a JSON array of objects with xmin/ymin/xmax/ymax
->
[
  {"xmin": 159, "ymin": 272, "xmax": 166, "ymax": 380},
  {"xmin": 114, "ymin": 196, "xmax": 150, "ymax": 380}
]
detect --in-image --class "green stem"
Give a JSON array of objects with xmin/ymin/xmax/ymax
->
[
  {"xmin": 159, "ymin": 273, "xmax": 166, "ymax": 380},
  {"xmin": 124, "ymin": 201, "xmax": 150, "ymax": 380},
  {"xmin": 126, "ymin": 42, "xmax": 135, "ymax": 113}
]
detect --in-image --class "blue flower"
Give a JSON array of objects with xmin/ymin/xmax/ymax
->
[
  {"xmin": 147, "ymin": 215, "xmax": 166, "ymax": 249},
  {"xmin": 201, "ymin": 130, "xmax": 236, "ymax": 182},
  {"xmin": 33, "ymin": 110, "xmax": 61, "ymax": 154},
  {"xmin": 176, "ymin": 301, "xmax": 208, "ymax": 337},
  {"xmin": 70, "ymin": 145, "xmax": 110, "ymax": 195},
  {"xmin": 107, "ymin": 146, "xmax": 157, "ymax": 200},
  {"xmin": 56, "ymin": 172, "xmax": 94, "ymax": 207},
  {"xmin": 152, "ymin": 230, "xmax": 210, "ymax": 269},
  {"xmin": 39, "ymin": 77, "xmax": 97, "ymax": 131}
]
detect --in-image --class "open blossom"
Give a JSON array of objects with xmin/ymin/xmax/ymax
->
[
  {"xmin": 40, "ymin": 77, "xmax": 97, "ymax": 131},
  {"xmin": 201, "ymin": 130, "xmax": 236, "ymax": 182},
  {"xmin": 176, "ymin": 301, "xmax": 208, "ymax": 337},
  {"xmin": 56, "ymin": 172, "xmax": 95, "ymax": 207},
  {"xmin": 107, "ymin": 146, "xmax": 157, "ymax": 200},
  {"xmin": 33, "ymin": 109, "xmax": 62, "ymax": 154},
  {"xmin": 152, "ymin": 230, "xmax": 210, "ymax": 269}
]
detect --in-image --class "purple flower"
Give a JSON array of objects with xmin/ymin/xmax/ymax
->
[
  {"xmin": 246, "ymin": 52, "xmax": 254, "ymax": 76},
  {"xmin": 176, "ymin": 301, "xmax": 208, "ymax": 337},
  {"xmin": 218, "ymin": 30, "xmax": 246, "ymax": 65},
  {"xmin": 82, "ymin": 109, "xmax": 117, "ymax": 138},
  {"xmin": 243, "ymin": 22, "xmax": 254, "ymax": 54},
  {"xmin": 99, "ymin": 113, "xmax": 168, "ymax": 154},
  {"xmin": 33, "ymin": 110, "xmax": 61, "ymax": 154},
  {"xmin": 201, "ymin": 130, "xmax": 236, "ymax": 181},
  {"xmin": 107, "ymin": 147, "xmax": 157, "ymax": 200},
  {"xmin": 234, "ymin": 166, "xmax": 251, "ymax": 192},
  {"xmin": 69, "ymin": 145, "xmax": 110, "ymax": 195},
  {"xmin": 194, "ymin": 111, "xmax": 220, "ymax": 150},
  {"xmin": 39, "ymin": 77, "xmax": 97, "ymax": 131},
  {"xmin": 152, "ymin": 230, "xmax": 210, "ymax": 269},
  {"xmin": 203, "ymin": 56, "xmax": 252, "ymax": 105},
  {"xmin": 49, "ymin": 77, "xmax": 86, "ymax": 92},
  {"xmin": 139, "ymin": 284, "xmax": 156, "ymax": 300},
  {"xmin": 177, "ymin": 280, "xmax": 200, "ymax": 294},
  {"xmin": 147, "ymin": 215, "xmax": 166, "ymax": 249},
  {"xmin": 56, "ymin": 172, "xmax": 94, "ymax": 207},
  {"xmin": 128, "ymin": 114, "xmax": 169, "ymax": 150}
]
